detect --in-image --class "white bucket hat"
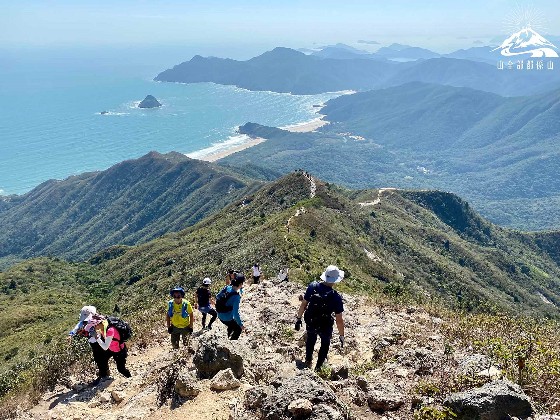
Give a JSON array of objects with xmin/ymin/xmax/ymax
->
[
  {"xmin": 203, "ymin": 277, "xmax": 212, "ymax": 285},
  {"xmin": 320, "ymin": 265, "xmax": 344, "ymax": 283},
  {"xmin": 79, "ymin": 305, "xmax": 97, "ymax": 323}
]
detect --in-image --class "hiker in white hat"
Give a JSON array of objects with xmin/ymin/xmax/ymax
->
[
  {"xmin": 67, "ymin": 306, "xmax": 110, "ymax": 383},
  {"xmin": 295, "ymin": 265, "xmax": 345, "ymax": 370}
]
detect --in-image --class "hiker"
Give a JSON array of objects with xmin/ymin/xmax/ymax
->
[
  {"xmin": 225, "ymin": 269, "xmax": 236, "ymax": 285},
  {"xmin": 252, "ymin": 263, "xmax": 261, "ymax": 284},
  {"xmin": 216, "ymin": 274, "xmax": 245, "ymax": 340},
  {"xmin": 90, "ymin": 318, "xmax": 131, "ymax": 379},
  {"xmin": 295, "ymin": 265, "xmax": 345, "ymax": 371},
  {"xmin": 278, "ymin": 267, "xmax": 289, "ymax": 282},
  {"xmin": 166, "ymin": 286, "xmax": 194, "ymax": 349},
  {"xmin": 67, "ymin": 306, "xmax": 108, "ymax": 381},
  {"xmin": 194, "ymin": 277, "xmax": 218, "ymax": 330}
]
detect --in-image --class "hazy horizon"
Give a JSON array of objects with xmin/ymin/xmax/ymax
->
[{"xmin": 3, "ymin": 1, "xmax": 560, "ymax": 55}]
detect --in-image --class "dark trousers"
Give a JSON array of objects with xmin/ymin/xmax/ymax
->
[
  {"xmin": 305, "ymin": 326, "xmax": 333, "ymax": 370},
  {"xmin": 252, "ymin": 275, "xmax": 260, "ymax": 284},
  {"xmin": 201, "ymin": 308, "xmax": 217, "ymax": 328},
  {"xmin": 90, "ymin": 341, "xmax": 109, "ymax": 377},
  {"xmin": 220, "ymin": 319, "xmax": 242, "ymax": 340},
  {"xmin": 90, "ymin": 342, "xmax": 131, "ymax": 378}
]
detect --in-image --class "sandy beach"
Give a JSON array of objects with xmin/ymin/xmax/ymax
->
[
  {"xmin": 281, "ymin": 117, "xmax": 329, "ymax": 133},
  {"xmin": 202, "ymin": 137, "xmax": 267, "ymax": 162}
]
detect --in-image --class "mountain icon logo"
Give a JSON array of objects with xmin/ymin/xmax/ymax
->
[{"xmin": 493, "ymin": 27, "xmax": 559, "ymax": 58}]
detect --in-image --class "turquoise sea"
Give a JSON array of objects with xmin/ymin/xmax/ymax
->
[{"xmin": 0, "ymin": 46, "xmax": 339, "ymax": 195}]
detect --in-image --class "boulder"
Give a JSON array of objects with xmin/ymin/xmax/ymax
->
[
  {"xmin": 138, "ymin": 95, "xmax": 162, "ymax": 108},
  {"xmin": 367, "ymin": 389, "xmax": 405, "ymax": 412},
  {"xmin": 210, "ymin": 368, "xmax": 242, "ymax": 391},
  {"xmin": 444, "ymin": 380, "xmax": 534, "ymax": 420},
  {"xmin": 111, "ymin": 390, "xmax": 126, "ymax": 403},
  {"xmin": 193, "ymin": 333, "xmax": 245, "ymax": 379},
  {"xmin": 247, "ymin": 371, "xmax": 345, "ymax": 419},
  {"xmin": 288, "ymin": 399, "xmax": 313, "ymax": 417},
  {"xmin": 175, "ymin": 372, "xmax": 202, "ymax": 398}
]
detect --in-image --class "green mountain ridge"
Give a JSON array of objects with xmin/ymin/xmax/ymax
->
[
  {"xmin": 0, "ymin": 151, "xmax": 263, "ymax": 267},
  {"xmin": 2, "ymin": 171, "xmax": 560, "ymax": 409},
  {"xmin": 221, "ymin": 82, "xmax": 560, "ymax": 230}
]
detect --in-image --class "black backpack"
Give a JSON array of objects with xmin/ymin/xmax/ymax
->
[
  {"xmin": 304, "ymin": 282, "xmax": 335, "ymax": 329},
  {"xmin": 106, "ymin": 316, "xmax": 133, "ymax": 342},
  {"xmin": 215, "ymin": 287, "xmax": 238, "ymax": 313}
]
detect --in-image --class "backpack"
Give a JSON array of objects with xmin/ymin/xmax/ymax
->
[
  {"xmin": 304, "ymin": 282, "xmax": 335, "ymax": 329},
  {"xmin": 215, "ymin": 286, "xmax": 238, "ymax": 313},
  {"xmin": 106, "ymin": 316, "xmax": 133, "ymax": 342}
]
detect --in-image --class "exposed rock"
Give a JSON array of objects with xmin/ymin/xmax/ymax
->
[
  {"xmin": 288, "ymin": 398, "xmax": 313, "ymax": 417},
  {"xmin": 210, "ymin": 368, "xmax": 242, "ymax": 391},
  {"xmin": 245, "ymin": 385, "xmax": 273, "ymax": 410},
  {"xmin": 444, "ymin": 380, "xmax": 534, "ymax": 420},
  {"xmin": 458, "ymin": 354, "xmax": 493, "ymax": 375},
  {"xmin": 193, "ymin": 333, "xmax": 245, "ymax": 379},
  {"xmin": 248, "ymin": 371, "xmax": 345, "ymax": 419},
  {"xmin": 356, "ymin": 376, "xmax": 369, "ymax": 392},
  {"xmin": 111, "ymin": 390, "xmax": 126, "ymax": 403},
  {"xmin": 330, "ymin": 364, "xmax": 349, "ymax": 381},
  {"xmin": 98, "ymin": 392, "xmax": 111, "ymax": 403},
  {"xmin": 138, "ymin": 95, "xmax": 162, "ymax": 108},
  {"xmin": 367, "ymin": 388, "xmax": 405, "ymax": 412},
  {"xmin": 175, "ymin": 372, "xmax": 202, "ymax": 398}
]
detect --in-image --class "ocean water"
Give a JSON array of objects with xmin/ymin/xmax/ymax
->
[{"xmin": 0, "ymin": 47, "xmax": 339, "ymax": 195}]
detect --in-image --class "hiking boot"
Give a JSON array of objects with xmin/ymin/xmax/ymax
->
[
  {"xmin": 305, "ymin": 360, "xmax": 313, "ymax": 369},
  {"xmin": 207, "ymin": 324, "xmax": 212, "ymax": 330}
]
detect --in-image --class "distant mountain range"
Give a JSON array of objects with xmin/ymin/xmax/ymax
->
[
  {"xmin": 0, "ymin": 152, "xmax": 263, "ymax": 266},
  {"xmin": 155, "ymin": 46, "xmax": 560, "ymax": 96},
  {"xmin": 221, "ymin": 82, "xmax": 560, "ymax": 230}
]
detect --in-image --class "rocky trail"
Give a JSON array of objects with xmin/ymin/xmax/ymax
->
[{"xmin": 16, "ymin": 280, "xmax": 552, "ymax": 420}]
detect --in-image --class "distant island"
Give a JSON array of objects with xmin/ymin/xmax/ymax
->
[{"xmin": 138, "ymin": 95, "xmax": 162, "ymax": 108}]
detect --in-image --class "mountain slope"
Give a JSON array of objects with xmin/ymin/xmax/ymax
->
[
  {"xmin": 155, "ymin": 47, "xmax": 560, "ymax": 96},
  {"xmin": 2, "ymin": 172, "xmax": 560, "ymax": 416},
  {"xmin": 220, "ymin": 83, "xmax": 560, "ymax": 229},
  {"xmin": 0, "ymin": 152, "xmax": 263, "ymax": 264}
]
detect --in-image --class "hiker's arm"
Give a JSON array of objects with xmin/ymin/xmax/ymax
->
[
  {"xmin": 166, "ymin": 313, "xmax": 171, "ymax": 328},
  {"xmin": 233, "ymin": 296, "xmax": 243, "ymax": 327},
  {"xmin": 296, "ymin": 299, "xmax": 308, "ymax": 319},
  {"xmin": 96, "ymin": 333, "xmax": 113, "ymax": 351},
  {"xmin": 335, "ymin": 313, "xmax": 344, "ymax": 337},
  {"xmin": 68, "ymin": 321, "xmax": 81, "ymax": 337},
  {"xmin": 188, "ymin": 308, "xmax": 194, "ymax": 328}
]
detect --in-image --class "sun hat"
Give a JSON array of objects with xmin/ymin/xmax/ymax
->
[
  {"xmin": 320, "ymin": 265, "xmax": 344, "ymax": 283},
  {"xmin": 79, "ymin": 305, "xmax": 97, "ymax": 323},
  {"xmin": 203, "ymin": 277, "xmax": 212, "ymax": 285},
  {"xmin": 170, "ymin": 286, "xmax": 185, "ymax": 297}
]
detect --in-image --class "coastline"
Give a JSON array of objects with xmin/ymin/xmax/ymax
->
[
  {"xmin": 280, "ymin": 116, "xmax": 329, "ymax": 133},
  {"xmin": 200, "ymin": 137, "xmax": 267, "ymax": 162},
  {"xmin": 192, "ymin": 113, "xmax": 330, "ymax": 162}
]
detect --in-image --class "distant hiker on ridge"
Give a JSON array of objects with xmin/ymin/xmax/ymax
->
[
  {"xmin": 225, "ymin": 269, "xmax": 236, "ymax": 286},
  {"xmin": 216, "ymin": 273, "xmax": 246, "ymax": 340},
  {"xmin": 252, "ymin": 263, "xmax": 261, "ymax": 284},
  {"xmin": 295, "ymin": 265, "xmax": 345, "ymax": 371},
  {"xmin": 194, "ymin": 277, "xmax": 218, "ymax": 330},
  {"xmin": 166, "ymin": 287, "xmax": 194, "ymax": 349}
]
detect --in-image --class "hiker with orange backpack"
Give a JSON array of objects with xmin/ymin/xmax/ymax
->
[
  {"xmin": 166, "ymin": 286, "xmax": 194, "ymax": 349},
  {"xmin": 295, "ymin": 265, "xmax": 345, "ymax": 371}
]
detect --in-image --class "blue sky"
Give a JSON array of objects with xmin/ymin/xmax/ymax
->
[{"xmin": 2, "ymin": 0, "xmax": 560, "ymax": 54}]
